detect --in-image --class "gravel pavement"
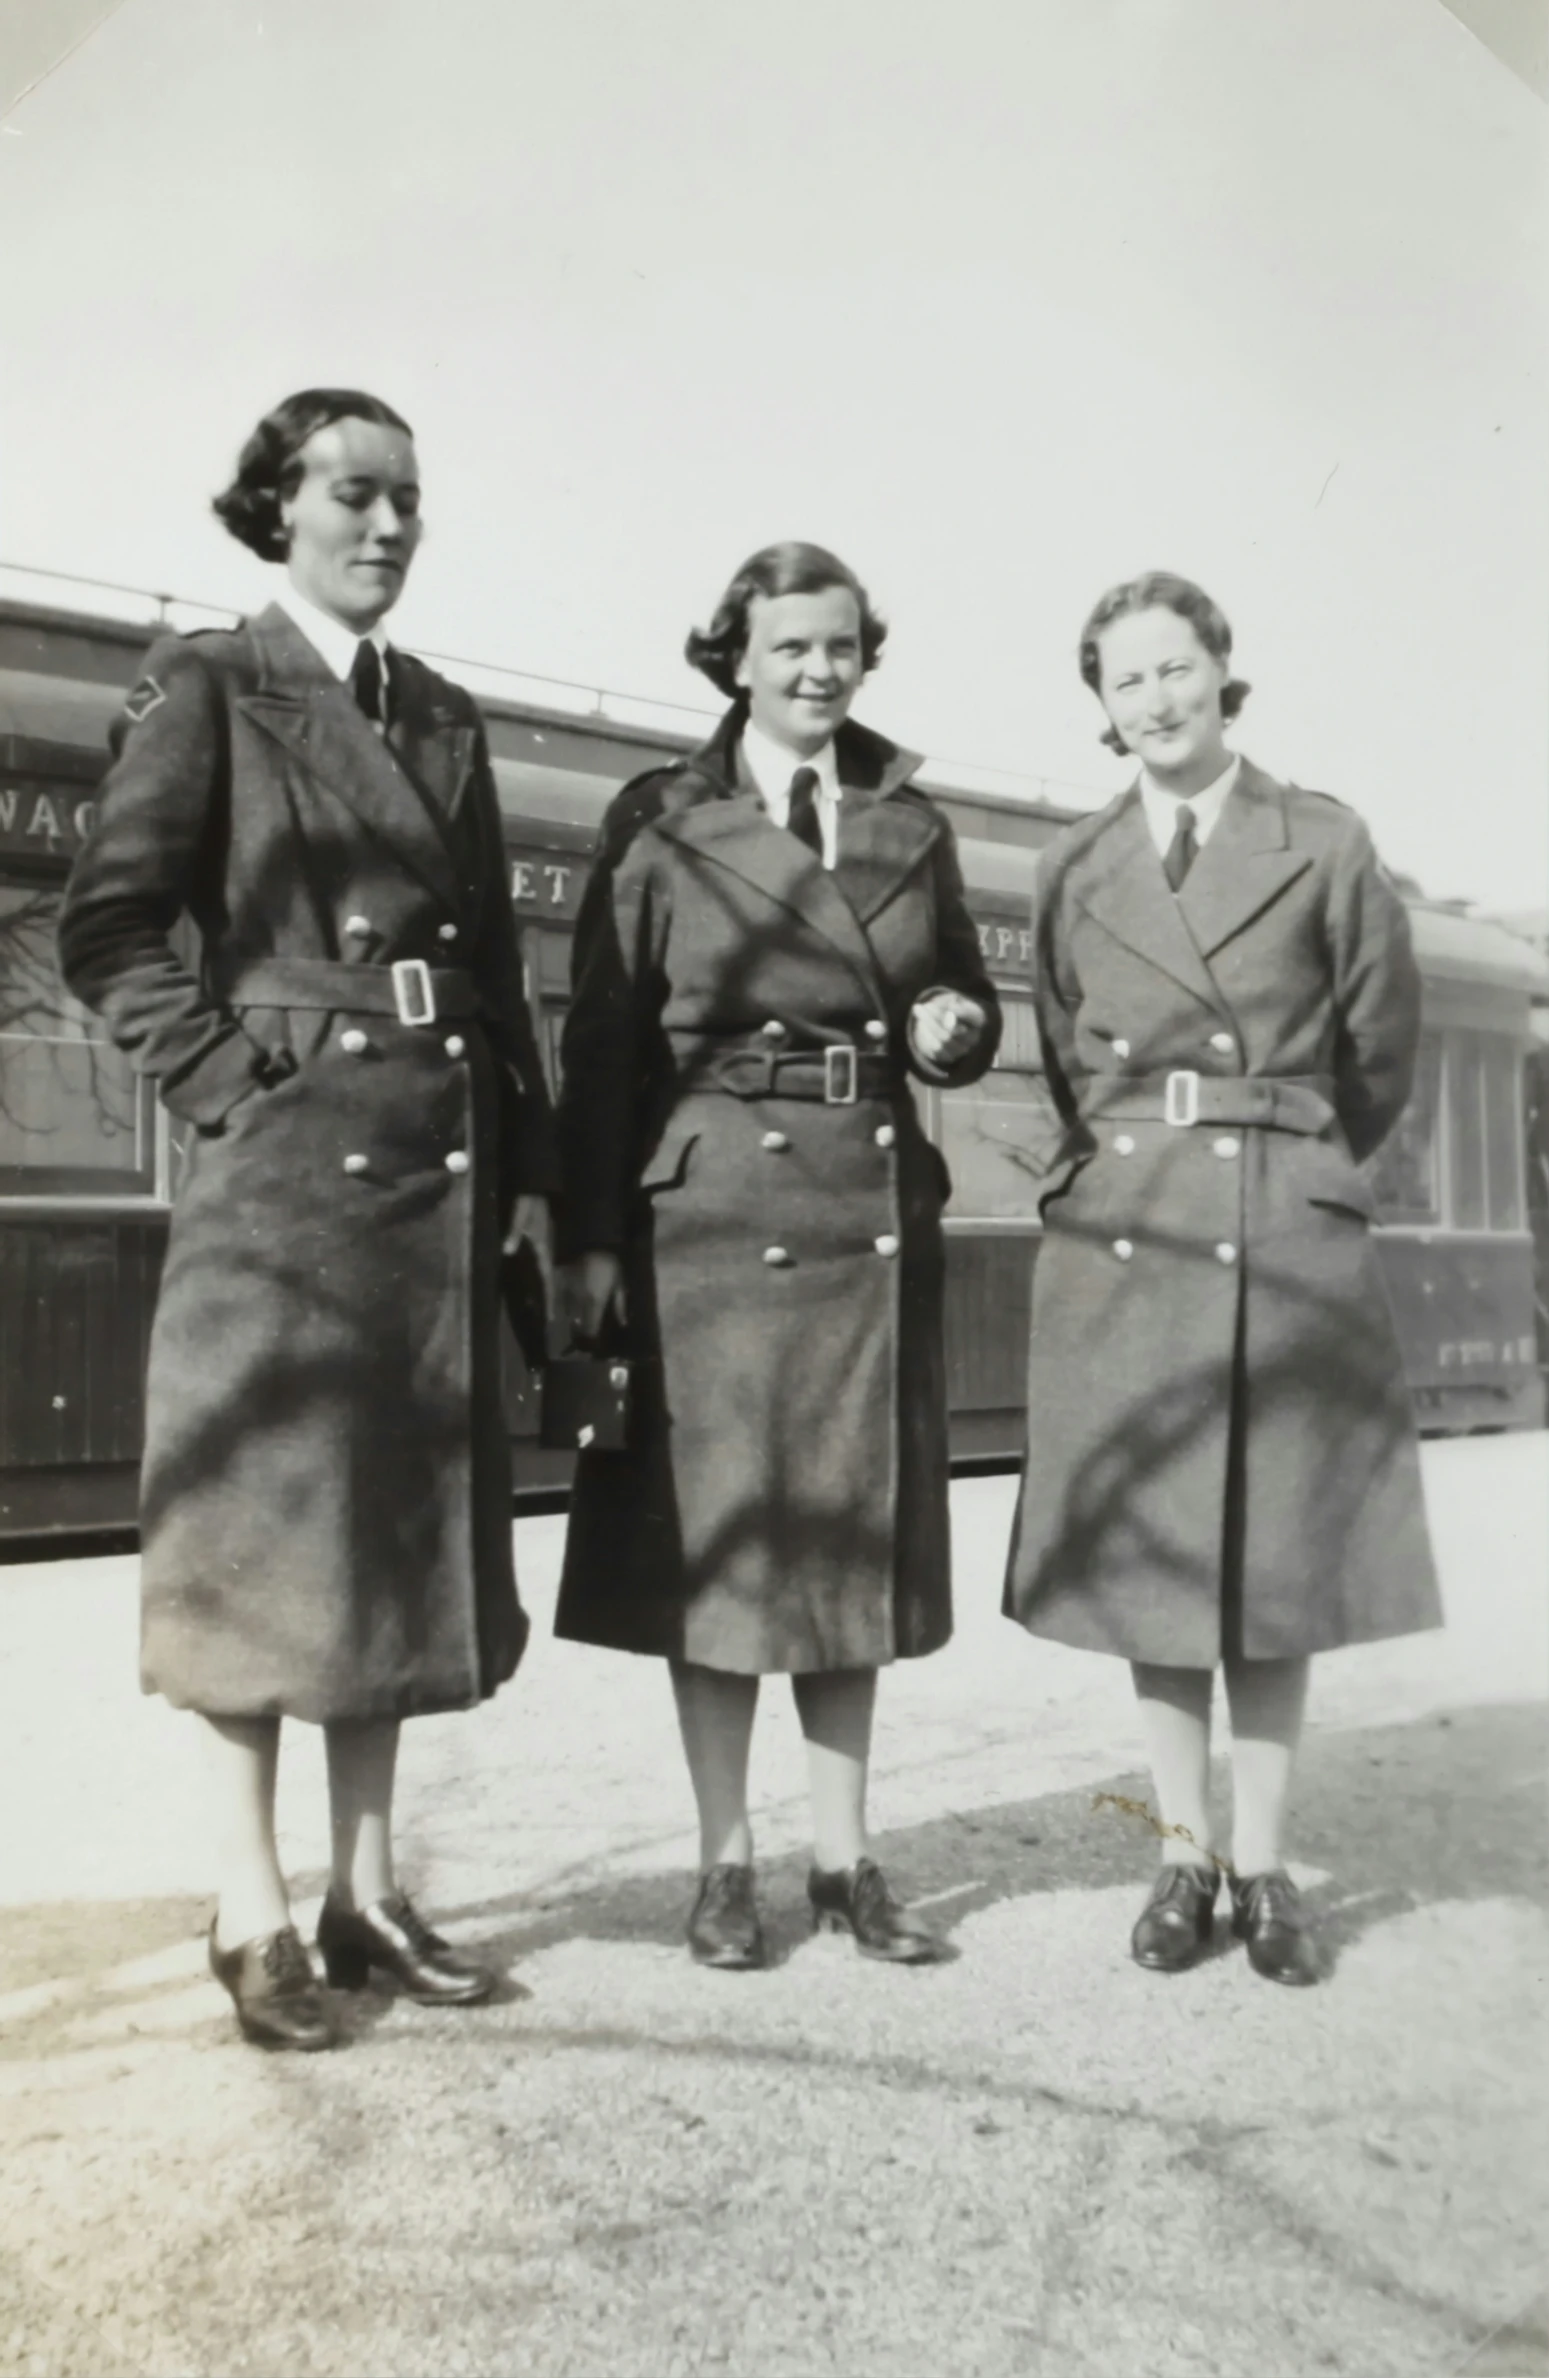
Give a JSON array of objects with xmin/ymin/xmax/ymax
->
[{"xmin": 0, "ymin": 1437, "xmax": 1545, "ymax": 2378}]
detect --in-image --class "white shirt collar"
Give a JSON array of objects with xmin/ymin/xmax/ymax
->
[
  {"xmin": 740, "ymin": 716, "xmax": 841, "ymax": 809},
  {"xmin": 275, "ymin": 580, "xmax": 390, "ymax": 682},
  {"xmin": 1138, "ymin": 752, "xmax": 1241, "ymax": 855}
]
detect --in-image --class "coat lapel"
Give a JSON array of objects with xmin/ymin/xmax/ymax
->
[
  {"xmin": 1176, "ymin": 761, "xmax": 1313, "ymax": 957},
  {"xmin": 656, "ymin": 788, "xmax": 886, "ymax": 1001},
  {"xmin": 1074, "ymin": 792, "xmax": 1225, "ymax": 1011},
  {"xmin": 831, "ymin": 725, "xmax": 937, "ymax": 924},
  {"xmin": 237, "ymin": 606, "xmax": 462, "ymax": 910}
]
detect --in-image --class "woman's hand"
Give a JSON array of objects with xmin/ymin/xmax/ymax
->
[
  {"xmin": 560, "ymin": 1250, "xmax": 625, "ymax": 1344},
  {"xmin": 909, "ymin": 989, "xmax": 987, "ymax": 1070}
]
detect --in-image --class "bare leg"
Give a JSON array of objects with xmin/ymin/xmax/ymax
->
[
  {"xmin": 324, "ymin": 1719, "xmax": 401, "ymax": 1908},
  {"xmin": 1223, "ymin": 1653, "xmax": 1310, "ymax": 1876},
  {"xmin": 671, "ymin": 1662, "xmax": 759, "ymax": 1869},
  {"xmin": 200, "ymin": 1713, "xmax": 288, "ymax": 1947},
  {"xmin": 1130, "ymin": 1663, "xmax": 1217, "ymax": 1867},
  {"xmin": 792, "ymin": 1668, "xmax": 877, "ymax": 1871}
]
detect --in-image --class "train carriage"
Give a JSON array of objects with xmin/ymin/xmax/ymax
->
[{"xmin": 1, "ymin": 573, "xmax": 1542, "ymax": 1541}]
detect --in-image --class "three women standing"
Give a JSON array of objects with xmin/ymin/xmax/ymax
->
[
  {"xmin": 554, "ymin": 543, "xmax": 1001, "ymax": 1968},
  {"xmin": 60, "ymin": 390, "xmax": 556, "ymax": 2048},
  {"xmin": 1003, "ymin": 572, "xmax": 1442, "ymax": 1984}
]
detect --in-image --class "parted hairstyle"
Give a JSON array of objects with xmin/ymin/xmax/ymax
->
[
  {"xmin": 212, "ymin": 389, "xmax": 415, "ymax": 562},
  {"xmin": 1079, "ymin": 571, "xmax": 1251, "ymax": 754},
  {"xmin": 685, "ymin": 542, "xmax": 887, "ymax": 698}
]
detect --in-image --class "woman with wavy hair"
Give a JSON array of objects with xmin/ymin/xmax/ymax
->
[
  {"xmin": 60, "ymin": 389, "xmax": 556, "ymax": 2048},
  {"xmin": 555, "ymin": 541, "xmax": 1001, "ymax": 1969},
  {"xmin": 1004, "ymin": 571, "xmax": 1441, "ymax": 1986}
]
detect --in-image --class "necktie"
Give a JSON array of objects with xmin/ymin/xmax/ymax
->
[
  {"xmin": 350, "ymin": 639, "xmax": 386, "ymax": 727},
  {"xmin": 787, "ymin": 765, "xmax": 823, "ymax": 858},
  {"xmin": 1163, "ymin": 802, "xmax": 1198, "ymax": 892}
]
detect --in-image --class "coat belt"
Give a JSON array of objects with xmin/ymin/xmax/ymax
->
[
  {"xmin": 682, "ymin": 1043, "xmax": 901, "ymax": 1104},
  {"xmin": 227, "ymin": 957, "xmax": 480, "ymax": 1020},
  {"xmin": 1082, "ymin": 1072, "xmax": 1336, "ymax": 1134}
]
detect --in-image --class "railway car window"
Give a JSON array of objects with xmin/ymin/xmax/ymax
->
[
  {"xmin": 1370, "ymin": 1029, "xmax": 1443, "ymax": 1223},
  {"xmin": 0, "ymin": 883, "xmax": 158, "ymax": 1195},
  {"xmin": 1449, "ymin": 1030, "xmax": 1524, "ymax": 1233}
]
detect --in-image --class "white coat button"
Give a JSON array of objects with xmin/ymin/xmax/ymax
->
[
  {"xmin": 343, "ymin": 1153, "xmax": 369, "ymax": 1176},
  {"xmin": 1213, "ymin": 1135, "xmax": 1241, "ymax": 1159},
  {"xmin": 437, "ymin": 922, "xmax": 458, "ymax": 943},
  {"xmin": 1112, "ymin": 1037, "xmax": 1131, "ymax": 1059},
  {"xmin": 763, "ymin": 1245, "xmax": 791, "ymax": 1266},
  {"xmin": 1210, "ymin": 1031, "xmax": 1235, "ymax": 1054},
  {"xmin": 445, "ymin": 1151, "xmax": 470, "ymax": 1175},
  {"xmin": 1113, "ymin": 1238, "xmax": 1134, "ymax": 1261},
  {"xmin": 1215, "ymin": 1241, "xmax": 1238, "ymax": 1265},
  {"xmin": 444, "ymin": 1035, "xmax": 466, "ymax": 1059},
  {"xmin": 874, "ymin": 1124, "xmax": 896, "ymax": 1149},
  {"xmin": 344, "ymin": 915, "xmax": 371, "ymax": 935},
  {"xmin": 761, "ymin": 1130, "xmax": 789, "ymax": 1151},
  {"xmin": 874, "ymin": 1234, "xmax": 900, "ymax": 1258},
  {"xmin": 865, "ymin": 1020, "xmax": 888, "ymax": 1042},
  {"xmin": 761, "ymin": 1020, "xmax": 787, "ymax": 1041},
  {"xmin": 1114, "ymin": 1134, "xmax": 1136, "ymax": 1155},
  {"xmin": 339, "ymin": 1029, "xmax": 368, "ymax": 1055}
]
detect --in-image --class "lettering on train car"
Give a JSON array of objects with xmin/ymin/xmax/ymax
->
[
  {"xmin": 0, "ymin": 783, "xmax": 98, "ymax": 855},
  {"xmin": 976, "ymin": 919, "xmax": 1034, "ymax": 970},
  {"xmin": 509, "ymin": 852, "xmax": 582, "ymax": 917}
]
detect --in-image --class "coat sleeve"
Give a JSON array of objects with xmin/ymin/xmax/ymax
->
[
  {"xmin": 553, "ymin": 785, "xmax": 672, "ymax": 1262},
  {"xmin": 56, "ymin": 639, "xmax": 291, "ymax": 1130},
  {"xmin": 905, "ymin": 813, "xmax": 1004, "ymax": 1087},
  {"xmin": 1324, "ymin": 817, "xmax": 1422, "ymax": 1163},
  {"xmin": 463, "ymin": 718, "xmax": 560, "ymax": 1199}
]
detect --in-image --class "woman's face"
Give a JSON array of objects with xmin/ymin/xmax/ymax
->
[
  {"xmin": 279, "ymin": 417, "xmax": 422, "ymax": 631},
  {"xmin": 1096, "ymin": 605, "xmax": 1230, "ymax": 778},
  {"xmin": 735, "ymin": 586, "xmax": 864, "ymax": 755}
]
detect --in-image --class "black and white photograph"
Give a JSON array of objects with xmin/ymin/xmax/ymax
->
[{"xmin": 1, "ymin": 3, "xmax": 1545, "ymax": 2373}]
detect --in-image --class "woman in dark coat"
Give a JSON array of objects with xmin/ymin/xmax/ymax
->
[
  {"xmin": 556, "ymin": 542, "xmax": 1000, "ymax": 1969},
  {"xmin": 1003, "ymin": 571, "xmax": 1442, "ymax": 1985},
  {"xmin": 59, "ymin": 390, "xmax": 557, "ymax": 2049}
]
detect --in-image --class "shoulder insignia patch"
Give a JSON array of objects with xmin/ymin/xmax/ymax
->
[{"xmin": 122, "ymin": 676, "xmax": 167, "ymax": 725}]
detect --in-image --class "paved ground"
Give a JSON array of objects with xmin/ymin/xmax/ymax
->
[{"xmin": 0, "ymin": 1436, "xmax": 1545, "ymax": 2378}]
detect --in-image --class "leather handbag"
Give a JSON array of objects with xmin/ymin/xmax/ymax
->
[{"xmin": 499, "ymin": 1239, "xmax": 638, "ymax": 1453}]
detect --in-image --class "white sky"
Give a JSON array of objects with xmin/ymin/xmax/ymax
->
[{"xmin": 2, "ymin": 0, "xmax": 1545, "ymax": 906}]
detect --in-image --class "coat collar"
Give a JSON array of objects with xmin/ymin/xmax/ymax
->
[
  {"xmin": 1174, "ymin": 757, "xmax": 1313, "ymax": 956},
  {"xmin": 236, "ymin": 605, "xmax": 471, "ymax": 910},
  {"xmin": 650, "ymin": 707, "xmax": 936, "ymax": 997}
]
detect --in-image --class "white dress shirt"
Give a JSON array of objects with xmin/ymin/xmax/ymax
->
[
  {"xmin": 275, "ymin": 584, "xmax": 391, "ymax": 727},
  {"xmin": 741, "ymin": 717, "xmax": 843, "ymax": 870},
  {"xmin": 1138, "ymin": 753, "xmax": 1240, "ymax": 857}
]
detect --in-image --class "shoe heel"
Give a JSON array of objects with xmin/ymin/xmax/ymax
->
[{"xmin": 321, "ymin": 1944, "xmax": 370, "ymax": 1990}]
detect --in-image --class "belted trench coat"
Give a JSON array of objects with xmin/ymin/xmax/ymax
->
[
  {"xmin": 1003, "ymin": 761, "xmax": 1442, "ymax": 1666},
  {"xmin": 59, "ymin": 604, "xmax": 557, "ymax": 1722},
  {"xmin": 554, "ymin": 708, "xmax": 1001, "ymax": 1673}
]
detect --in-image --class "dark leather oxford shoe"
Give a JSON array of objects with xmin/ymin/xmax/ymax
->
[
  {"xmin": 686, "ymin": 1863, "xmax": 767, "ymax": 1969},
  {"xmin": 208, "ymin": 1922, "xmax": 335, "ymax": 2051},
  {"xmin": 1228, "ymin": 1869, "xmax": 1321, "ymax": 1986},
  {"xmin": 1130, "ymin": 1862, "xmax": 1219, "ymax": 1972},
  {"xmin": 807, "ymin": 1858, "xmax": 946, "ymax": 1964},
  {"xmin": 317, "ymin": 1891, "xmax": 495, "ymax": 2004}
]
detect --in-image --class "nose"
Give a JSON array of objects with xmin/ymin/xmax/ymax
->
[{"xmin": 365, "ymin": 493, "xmax": 404, "ymax": 542}]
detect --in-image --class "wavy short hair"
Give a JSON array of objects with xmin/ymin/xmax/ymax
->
[
  {"xmin": 685, "ymin": 542, "xmax": 887, "ymax": 698},
  {"xmin": 212, "ymin": 388, "xmax": 414, "ymax": 562},
  {"xmin": 1078, "ymin": 570, "xmax": 1251, "ymax": 754}
]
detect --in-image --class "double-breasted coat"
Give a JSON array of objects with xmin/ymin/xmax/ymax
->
[
  {"xmin": 1003, "ymin": 760, "xmax": 1442, "ymax": 1666},
  {"xmin": 553, "ymin": 708, "xmax": 1002, "ymax": 1673},
  {"xmin": 58, "ymin": 603, "xmax": 558, "ymax": 1722}
]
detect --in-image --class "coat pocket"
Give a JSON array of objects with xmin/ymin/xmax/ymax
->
[
  {"xmin": 1300, "ymin": 1141, "xmax": 1377, "ymax": 1223},
  {"xmin": 638, "ymin": 1114, "xmax": 699, "ymax": 1195}
]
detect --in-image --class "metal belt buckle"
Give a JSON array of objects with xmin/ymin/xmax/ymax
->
[
  {"xmin": 824, "ymin": 1044, "xmax": 859, "ymax": 1105},
  {"xmin": 1163, "ymin": 1068, "xmax": 1200, "ymax": 1128},
  {"xmin": 391, "ymin": 957, "xmax": 436, "ymax": 1027}
]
